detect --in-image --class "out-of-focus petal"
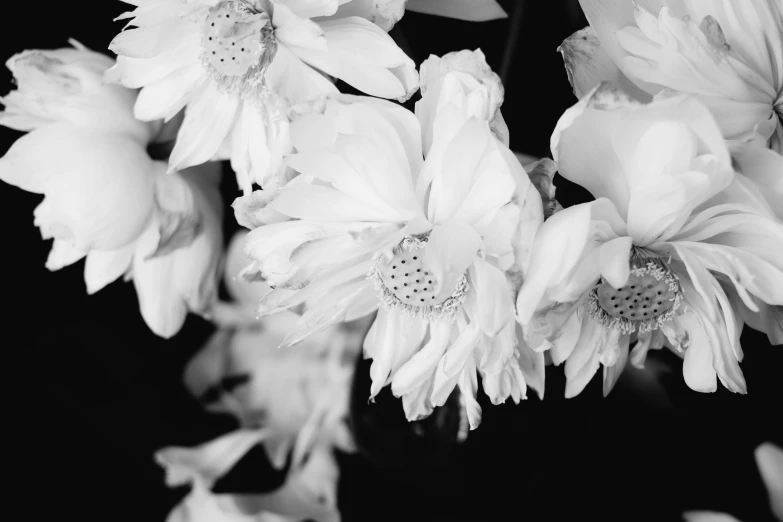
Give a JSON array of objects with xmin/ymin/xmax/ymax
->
[
  {"xmin": 755, "ymin": 442, "xmax": 783, "ymax": 520},
  {"xmin": 405, "ymin": 0, "xmax": 507, "ymax": 21}
]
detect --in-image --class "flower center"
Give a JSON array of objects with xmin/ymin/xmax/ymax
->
[
  {"xmin": 201, "ymin": 0, "xmax": 276, "ymax": 97},
  {"xmin": 588, "ymin": 250, "xmax": 682, "ymax": 334},
  {"xmin": 369, "ymin": 236, "xmax": 469, "ymax": 321}
]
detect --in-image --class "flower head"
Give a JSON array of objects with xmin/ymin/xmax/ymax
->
[
  {"xmin": 517, "ymin": 84, "xmax": 783, "ymax": 397},
  {"xmin": 562, "ymin": 0, "xmax": 783, "ymax": 151},
  {"xmin": 0, "ymin": 44, "xmax": 223, "ymax": 338},
  {"xmin": 108, "ymin": 0, "xmax": 418, "ymax": 191},
  {"xmin": 235, "ymin": 52, "xmax": 546, "ymax": 427}
]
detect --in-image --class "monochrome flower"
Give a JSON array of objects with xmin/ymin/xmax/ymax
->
[
  {"xmin": 108, "ymin": 0, "xmax": 418, "ymax": 192},
  {"xmin": 561, "ymin": 0, "xmax": 783, "ymax": 152},
  {"xmin": 0, "ymin": 44, "xmax": 223, "ymax": 337},
  {"xmin": 234, "ymin": 51, "xmax": 545, "ymax": 426},
  {"xmin": 516, "ymin": 84, "xmax": 783, "ymax": 397}
]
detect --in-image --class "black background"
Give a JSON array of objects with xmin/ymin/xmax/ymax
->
[{"xmin": 2, "ymin": 1, "xmax": 781, "ymax": 521}]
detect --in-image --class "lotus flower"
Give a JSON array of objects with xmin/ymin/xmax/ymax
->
[
  {"xmin": 516, "ymin": 84, "xmax": 783, "ymax": 398},
  {"xmin": 234, "ymin": 50, "xmax": 546, "ymax": 426}
]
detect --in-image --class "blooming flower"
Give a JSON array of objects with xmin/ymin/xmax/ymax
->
[
  {"xmin": 561, "ymin": 0, "xmax": 783, "ymax": 152},
  {"xmin": 516, "ymin": 84, "xmax": 783, "ymax": 398},
  {"xmin": 107, "ymin": 0, "xmax": 418, "ymax": 192},
  {"xmin": 234, "ymin": 50, "xmax": 545, "ymax": 427},
  {"xmin": 0, "ymin": 43, "xmax": 223, "ymax": 338}
]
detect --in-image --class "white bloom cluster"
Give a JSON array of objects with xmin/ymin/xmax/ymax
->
[{"xmin": 1, "ymin": 1, "xmax": 782, "ymax": 519}]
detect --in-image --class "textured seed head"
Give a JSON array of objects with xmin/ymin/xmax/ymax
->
[
  {"xmin": 377, "ymin": 248, "xmax": 441, "ymax": 307},
  {"xmin": 370, "ymin": 236, "xmax": 469, "ymax": 321},
  {"xmin": 201, "ymin": 1, "xmax": 275, "ymax": 95},
  {"xmin": 596, "ymin": 272, "xmax": 677, "ymax": 322},
  {"xmin": 588, "ymin": 258, "xmax": 682, "ymax": 334}
]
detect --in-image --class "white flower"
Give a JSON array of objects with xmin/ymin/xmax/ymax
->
[
  {"xmin": 0, "ymin": 44, "xmax": 223, "ymax": 338},
  {"xmin": 562, "ymin": 0, "xmax": 783, "ymax": 152},
  {"xmin": 517, "ymin": 84, "xmax": 783, "ymax": 398},
  {"xmin": 107, "ymin": 0, "xmax": 419, "ymax": 192},
  {"xmin": 234, "ymin": 52, "xmax": 546, "ymax": 427}
]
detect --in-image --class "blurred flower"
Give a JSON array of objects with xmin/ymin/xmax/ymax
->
[
  {"xmin": 0, "ymin": 43, "xmax": 223, "ymax": 338},
  {"xmin": 234, "ymin": 51, "xmax": 545, "ymax": 427},
  {"xmin": 107, "ymin": 0, "xmax": 418, "ymax": 192},
  {"xmin": 562, "ymin": 0, "xmax": 783, "ymax": 152},
  {"xmin": 158, "ymin": 431, "xmax": 343, "ymax": 522},
  {"xmin": 516, "ymin": 84, "xmax": 783, "ymax": 398},
  {"xmin": 156, "ymin": 299, "xmax": 361, "ymax": 522},
  {"xmin": 683, "ymin": 442, "xmax": 783, "ymax": 522}
]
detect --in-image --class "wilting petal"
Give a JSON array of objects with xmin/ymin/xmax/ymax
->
[{"xmin": 564, "ymin": 319, "xmax": 609, "ymax": 398}]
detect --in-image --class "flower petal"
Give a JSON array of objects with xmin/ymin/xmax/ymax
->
[
  {"xmin": 364, "ymin": 308, "xmax": 428, "ymax": 398},
  {"xmin": 405, "ymin": 0, "xmax": 507, "ymax": 21},
  {"xmin": 83, "ymin": 242, "xmax": 136, "ymax": 294},
  {"xmin": 559, "ymin": 26, "xmax": 652, "ymax": 101},
  {"xmin": 422, "ymin": 222, "xmax": 482, "ymax": 302},
  {"xmin": 391, "ymin": 320, "xmax": 452, "ymax": 396},
  {"xmin": 292, "ymin": 17, "xmax": 418, "ymax": 101}
]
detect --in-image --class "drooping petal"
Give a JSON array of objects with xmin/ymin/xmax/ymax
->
[
  {"xmin": 364, "ymin": 307, "xmax": 428, "ymax": 397},
  {"xmin": 391, "ymin": 320, "xmax": 452, "ymax": 396},
  {"xmin": 169, "ymin": 81, "xmax": 240, "ymax": 172},
  {"xmin": 464, "ymin": 258, "xmax": 513, "ymax": 337}
]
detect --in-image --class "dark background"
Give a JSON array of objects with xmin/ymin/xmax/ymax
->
[{"xmin": 2, "ymin": 1, "xmax": 781, "ymax": 521}]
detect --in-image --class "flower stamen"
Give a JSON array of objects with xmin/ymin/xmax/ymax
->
[
  {"xmin": 588, "ymin": 250, "xmax": 682, "ymax": 334},
  {"xmin": 368, "ymin": 235, "xmax": 468, "ymax": 322},
  {"xmin": 201, "ymin": 0, "xmax": 277, "ymax": 98}
]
